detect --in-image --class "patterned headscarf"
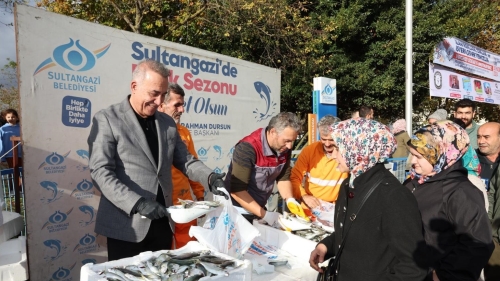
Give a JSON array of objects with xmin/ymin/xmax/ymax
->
[
  {"xmin": 408, "ymin": 120, "xmax": 469, "ymax": 184},
  {"xmin": 391, "ymin": 119, "xmax": 407, "ymax": 135},
  {"xmin": 331, "ymin": 118, "xmax": 397, "ymax": 187}
]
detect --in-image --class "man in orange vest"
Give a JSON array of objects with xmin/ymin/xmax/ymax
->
[{"xmin": 158, "ymin": 83, "xmax": 205, "ymax": 248}]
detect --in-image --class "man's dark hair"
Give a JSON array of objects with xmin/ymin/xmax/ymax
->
[
  {"xmin": 454, "ymin": 98, "xmax": 476, "ymax": 112},
  {"xmin": 166, "ymin": 83, "xmax": 185, "ymax": 102},
  {"xmin": 358, "ymin": 105, "xmax": 373, "ymax": 118}
]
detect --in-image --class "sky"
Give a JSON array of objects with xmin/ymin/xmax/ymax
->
[{"xmin": 0, "ymin": 1, "xmax": 36, "ymax": 87}]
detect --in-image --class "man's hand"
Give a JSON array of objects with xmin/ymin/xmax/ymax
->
[
  {"xmin": 286, "ymin": 198, "xmax": 309, "ymax": 221},
  {"xmin": 262, "ymin": 211, "xmax": 281, "ymax": 228},
  {"xmin": 309, "ymin": 243, "xmax": 328, "ymax": 273},
  {"xmin": 136, "ymin": 199, "xmax": 168, "ymax": 220},
  {"xmin": 302, "ymin": 194, "xmax": 321, "ymax": 209},
  {"xmin": 209, "ymin": 172, "xmax": 228, "ymax": 199}
]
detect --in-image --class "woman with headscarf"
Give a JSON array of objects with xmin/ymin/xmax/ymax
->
[
  {"xmin": 405, "ymin": 120, "xmax": 493, "ymax": 281},
  {"xmin": 309, "ymin": 118, "xmax": 427, "ymax": 281},
  {"xmin": 391, "ymin": 118, "xmax": 411, "ymax": 158}
]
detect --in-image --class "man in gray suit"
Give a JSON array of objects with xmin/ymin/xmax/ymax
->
[{"xmin": 87, "ymin": 60, "xmax": 227, "ymax": 260}]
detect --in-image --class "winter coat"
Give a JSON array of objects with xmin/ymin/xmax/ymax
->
[
  {"xmin": 319, "ymin": 163, "xmax": 428, "ymax": 281},
  {"xmin": 405, "ymin": 161, "xmax": 494, "ymax": 281}
]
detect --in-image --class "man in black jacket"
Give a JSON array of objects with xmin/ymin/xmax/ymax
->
[{"xmin": 477, "ymin": 122, "xmax": 500, "ymax": 190}]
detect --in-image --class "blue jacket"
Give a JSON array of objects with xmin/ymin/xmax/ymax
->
[{"xmin": 0, "ymin": 123, "xmax": 21, "ymax": 159}]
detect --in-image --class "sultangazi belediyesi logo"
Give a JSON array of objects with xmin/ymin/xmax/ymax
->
[{"xmin": 34, "ymin": 38, "xmax": 110, "ymax": 75}]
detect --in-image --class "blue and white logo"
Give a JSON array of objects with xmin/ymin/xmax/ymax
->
[
  {"xmin": 253, "ymin": 81, "xmax": 276, "ymax": 122},
  {"xmin": 34, "ymin": 38, "xmax": 110, "ymax": 75},
  {"xmin": 213, "ymin": 145, "xmax": 223, "ymax": 160},
  {"xmin": 49, "ymin": 264, "xmax": 76, "ymax": 281},
  {"xmin": 39, "ymin": 151, "xmax": 70, "ymax": 174},
  {"xmin": 73, "ymin": 233, "xmax": 99, "ymax": 254},
  {"xmin": 40, "ymin": 181, "xmax": 64, "ymax": 204},
  {"xmin": 197, "ymin": 146, "xmax": 210, "ymax": 161},
  {"xmin": 42, "ymin": 208, "xmax": 73, "ymax": 232},
  {"xmin": 43, "ymin": 239, "xmax": 67, "ymax": 261},
  {"xmin": 226, "ymin": 147, "xmax": 235, "ymax": 158},
  {"xmin": 76, "ymin": 149, "xmax": 89, "ymax": 171},
  {"xmin": 71, "ymin": 179, "xmax": 95, "ymax": 200},
  {"xmin": 213, "ymin": 167, "xmax": 224, "ymax": 174},
  {"xmin": 78, "ymin": 205, "xmax": 96, "ymax": 227}
]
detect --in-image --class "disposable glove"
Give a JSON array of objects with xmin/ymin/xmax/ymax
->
[
  {"xmin": 262, "ymin": 211, "xmax": 281, "ymax": 228},
  {"xmin": 287, "ymin": 198, "xmax": 310, "ymax": 222},
  {"xmin": 209, "ymin": 172, "xmax": 229, "ymax": 199},
  {"xmin": 136, "ymin": 199, "xmax": 168, "ymax": 220}
]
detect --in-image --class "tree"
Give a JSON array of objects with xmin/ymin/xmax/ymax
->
[
  {"xmin": 0, "ymin": 58, "xmax": 19, "ymax": 111},
  {"xmin": 36, "ymin": 0, "xmax": 500, "ymax": 125}
]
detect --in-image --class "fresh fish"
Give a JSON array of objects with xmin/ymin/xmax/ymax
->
[
  {"xmin": 198, "ymin": 255, "xmax": 231, "ymax": 264},
  {"xmin": 187, "ymin": 267, "xmax": 205, "ymax": 277},
  {"xmin": 167, "ymin": 273, "xmax": 184, "ymax": 281},
  {"xmin": 199, "ymin": 261, "xmax": 229, "ymax": 276},
  {"xmin": 176, "ymin": 265, "xmax": 189, "ymax": 274},
  {"xmin": 177, "ymin": 199, "xmax": 220, "ymax": 209},
  {"xmin": 154, "ymin": 253, "xmax": 171, "ymax": 267},
  {"xmin": 219, "ymin": 260, "xmax": 237, "ymax": 269},
  {"xmin": 146, "ymin": 260, "xmax": 160, "ymax": 275},
  {"xmin": 169, "ymin": 250, "xmax": 210, "ymax": 260},
  {"xmin": 159, "ymin": 262, "xmax": 169, "ymax": 274},
  {"xmin": 107, "ymin": 268, "xmax": 130, "ymax": 281},
  {"xmin": 114, "ymin": 267, "xmax": 143, "ymax": 277},
  {"xmin": 195, "ymin": 263, "xmax": 208, "ymax": 276},
  {"xmin": 104, "ymin": 271, "xmax": 127, "ymax": 281},
  {"xmin": 169, "ymin": 258, "xmax": 200, "ymax": 266},
  {"xmin": 168, "ymin": 263, "xmax": 180, "ymax": 273},
  {"xmin": 184, "ymin": 274, "xmax": 204, "ymax": 281}
]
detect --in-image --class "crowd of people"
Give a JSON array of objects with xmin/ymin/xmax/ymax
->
[{"xmin": 2, "ymin": 58, "xmax": 493, "ymax": 280}]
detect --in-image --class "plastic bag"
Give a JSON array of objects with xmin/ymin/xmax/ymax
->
[
  {"xmin": 311, "ymin": 199, "xmax": 335, "ymax": 228},
  {"xmin": 189, "ymin": 188, "xmax": 260, "ymax": 259}
]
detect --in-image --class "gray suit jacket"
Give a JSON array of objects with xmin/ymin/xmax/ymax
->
[{"xmin": 87, "ymin": 96, "xmax": 213, "ymax": 242}]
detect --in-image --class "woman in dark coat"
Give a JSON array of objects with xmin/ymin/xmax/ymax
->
[
  {"xmin": 309, "ymin": 118, "xmax": 428, "ymax": 281},
  {"xmin": 405, "ymin": 120, "xmax": 493, "ymax": 281}
]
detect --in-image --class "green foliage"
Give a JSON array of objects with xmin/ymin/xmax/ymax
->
[
  {"xmin": 32, "ymin": 0, "xmax": 500, "ymax": 125},
  {"xmin": 0, "ymin": 58, "xmax": 19, "ymax": 111}
]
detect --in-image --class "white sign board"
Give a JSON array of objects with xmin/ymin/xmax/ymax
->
[
  {"xmin": 429, "ymin": 63, "xmax": 500, "ymax": 104},
  {"xmin": 15, "ymin": 5, "xmax": 280, "ymax": 281},
  {"xmin": 433, "ymin": 37, "xmax": 500, "ymax": 82},
  {"xmin": 313, "ymin": 77, "xmax": 337, "ymax": 104}
]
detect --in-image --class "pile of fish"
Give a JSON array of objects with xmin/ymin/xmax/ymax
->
[
  {"xmin": 99, "ymin": 250, "xmax": 241, "ymax": 281},
  {"xmin": 177, "ymin": 199, "xmax": 220, "ymax": 209},
  {"xmin": 292, "ymin": 224, "xmax": 331, "ymax": 243}
]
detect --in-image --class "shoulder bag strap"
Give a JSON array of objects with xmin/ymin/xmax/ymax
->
[{"xmin": 330, "ymin": 176, "xmax": 384, "ymax": 276}]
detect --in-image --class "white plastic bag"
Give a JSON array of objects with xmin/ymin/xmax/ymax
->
[
  {"xmin": 189, "ymin": 189, "xmax": 260, "ymax": 259},
  {"xmin": 311, "ymin": 199, "xmax": 335, "ymax": 228}
]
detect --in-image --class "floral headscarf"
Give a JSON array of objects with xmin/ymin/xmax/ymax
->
[
  {"xmin": 331, "ymin": 118, "xmax": 397, "ymax": 187},
  {"xmin": 408, "ymin": 120, "xmax": 469, "ymax": 184},
  {"xmin": 391, "ymin": 119, "xmax": 407, "ymax": 135}
]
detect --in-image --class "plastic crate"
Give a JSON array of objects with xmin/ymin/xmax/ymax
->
[{"xmin": 385, "ymin": 157, "xmax": 408, "ymax": 183}]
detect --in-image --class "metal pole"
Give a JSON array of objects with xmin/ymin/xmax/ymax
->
[{"xmin": 405, "ymin": 0, "xmax": 413, "ymax": 132}]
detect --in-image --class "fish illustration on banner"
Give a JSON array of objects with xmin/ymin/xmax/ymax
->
[{"xmin": 253, "ymin": 81, "xmax": 276, "ymax": 122}]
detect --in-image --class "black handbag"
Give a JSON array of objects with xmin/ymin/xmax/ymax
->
[{"xmin": 316, "ymin": 176, "xmax": 383, "ymax": 281}]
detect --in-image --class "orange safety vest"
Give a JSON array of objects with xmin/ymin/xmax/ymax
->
[{"xmin": 172, "ymin": 124, "xmax": 205, "ymax": 248}]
